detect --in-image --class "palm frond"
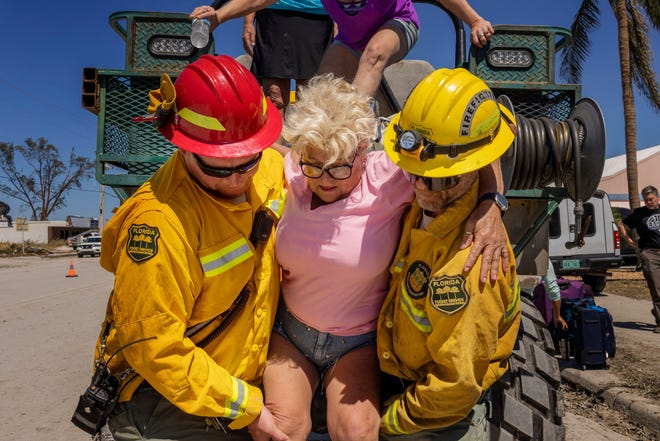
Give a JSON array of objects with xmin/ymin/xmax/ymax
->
[
  {"xmin": 560, "ymin": 0, "xmax": 601, "ymax": 83},
  {"xmin": 628, "ymin": 0, "xmax": 660, "ymax": 110},
  {"xmin": 637, "ymin": 0, "xmax": 660, "ymax": 28}
]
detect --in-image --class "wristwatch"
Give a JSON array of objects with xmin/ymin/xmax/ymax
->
[{"xmin": 477, "ymin": 192, "xmax": 509, "ymax": 213}]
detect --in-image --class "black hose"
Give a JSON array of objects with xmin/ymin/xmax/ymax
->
[{"xmin": 508, "ymin": 114, "xmax": 583, "ymax": 191}]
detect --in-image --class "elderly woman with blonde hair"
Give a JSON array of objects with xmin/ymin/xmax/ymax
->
[{"xmin": 263, "ymin": 73, "xmax": 508, "ymax": 441}]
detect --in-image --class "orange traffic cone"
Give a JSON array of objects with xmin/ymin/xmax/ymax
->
[{"xmin": 65, "ymin": 260, "xmax": 78, "ymax": 278}]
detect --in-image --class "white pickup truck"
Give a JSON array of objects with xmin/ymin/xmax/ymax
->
[
  {"xmin": 549, "ymin": 189, "xmax": 622, "ymax": 292},
  {"xmin": 66, "ymin": 230, "xmax": 101, "ymax": 250}
]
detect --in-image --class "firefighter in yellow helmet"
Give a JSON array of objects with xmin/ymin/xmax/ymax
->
[
  {"xmin": 378, "ymin": 68, "xmax": 521, "ymax": 439},
  {"xmin": 86, "ymin": 55, "xmax": 289, "ymax": 441}
]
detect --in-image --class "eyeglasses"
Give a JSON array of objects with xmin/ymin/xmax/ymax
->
[
  {"xmin": 193, "ymin": 152, "xmax": 262, "ymax": 178},
  {"xmin": 299, "ymin": 151, "xmax": 359, "ymax": 180}
]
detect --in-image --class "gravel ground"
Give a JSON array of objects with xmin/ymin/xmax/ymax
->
[{"xmin": 563, "ymin": 383, "xmax": 658, "ymax": 440}]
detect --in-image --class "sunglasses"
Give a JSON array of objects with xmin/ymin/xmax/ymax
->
[
  {"xmin": 410, "ymin": 174, "xmax": 461, "ymax": 191},
  {"xmin": 193, "ymin": 152, "xmax": 262, "ymax": 178},
  {"xmin": 299, "ymin": 151, "xmax": 359, "ymax": 180}
]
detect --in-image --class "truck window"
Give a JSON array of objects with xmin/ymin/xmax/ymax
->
[
  {"xmin": 583, "ymin": 203, "xmax": 596, "ymax": 236},
  {"xmin": 549, "ymin": 209, "xmax": 561, "ymax": 239}
]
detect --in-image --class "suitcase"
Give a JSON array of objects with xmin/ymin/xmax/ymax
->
[
  {"xmin": 533, "ymin": 277, "xmax": 593, "ymax": 325},
  {"xmin": 555, "ymin": 296, "xmax": 596, "ymax": 357},
  {"xmin": 558, "ymin": 277, "xmax": 594, "ymax": 298},
  {"xmin": 572, "ymin": 302, "xmax": 616, "ymax": 369}
]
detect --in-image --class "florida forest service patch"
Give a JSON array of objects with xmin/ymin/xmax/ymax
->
[
  {"xmin": 404, "ymin": 260, "xmax": 431, "ymax": 299},
  {"xmin": 126, "ymin": 224, "xmax": 160, "ymax": 262},
  {"xmin": 429, "ymin": 275, "xmax": 469, "ymax": 315}
]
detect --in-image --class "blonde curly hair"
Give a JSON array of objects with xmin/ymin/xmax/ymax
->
[{"xmin": 282, "ymin": 74, "xmax": 377, "ymax": 165}]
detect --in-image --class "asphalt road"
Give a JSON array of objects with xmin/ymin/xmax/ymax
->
[{"xmin": 0, "ymin": 255, "xmax": 641, "ymax": 440}]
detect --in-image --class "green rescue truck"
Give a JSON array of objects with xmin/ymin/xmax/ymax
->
[{"xmin": 81, "ymin": 4, "xmax": 611, "ymax": 439}]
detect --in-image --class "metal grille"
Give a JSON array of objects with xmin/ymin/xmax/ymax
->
[
  {"xmin": 474, "ymin": 31, "xmax": 550, "ymax": 83},
  {"xmin": 130, "ymin": 18, "xmax": 200, "ymax": 72},
  {"xmin": 98, "ymin": 74, "xmax": 176, "ymax": 184},
  {"xmin": 492, "ymin": 88, "xmax": 575, "ymax": 121}
]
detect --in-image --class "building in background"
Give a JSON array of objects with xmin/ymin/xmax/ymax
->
[
  {"xmin": 0, "ymin": 215, "xmax": 98, "ymax": 244},
  {"xmin": 599, "ymin": 145, "xmax": 660, "ymax": 208}
]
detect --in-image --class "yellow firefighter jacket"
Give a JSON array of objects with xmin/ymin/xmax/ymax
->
[
  {"xmin": 95, "ymin": 149, "xmax": 285, "ymax": 429},
  {"xmin": 377, "ymin": 182, "xmax": 521, "ymax": 435}
]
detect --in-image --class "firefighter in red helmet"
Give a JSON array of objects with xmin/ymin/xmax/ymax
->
[{"xmin": 90, "ymin": 55, "xmax": 289, "ymax": 441}]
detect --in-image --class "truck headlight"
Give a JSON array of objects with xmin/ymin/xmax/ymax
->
[
  {"xmin": 148, "ymin": 36, "xmax": 195, "ymax": 58},
  {"xmin": 486, "ymin": 48, "xmax": 534, "ymax": 69}
]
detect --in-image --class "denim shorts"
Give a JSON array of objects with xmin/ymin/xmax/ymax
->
[{"xmin": 273, "ymin": 301, "xmax": 376, "ymax": 371}]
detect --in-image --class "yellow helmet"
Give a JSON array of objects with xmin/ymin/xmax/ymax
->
[{"xmin": 383, "ymin": 68, "xmax": 516, "ymax": 177}]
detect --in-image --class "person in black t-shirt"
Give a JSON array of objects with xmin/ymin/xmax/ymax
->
[{"xmin": 617, "ymin": 185, "xmax": 660, "ymax": 333}]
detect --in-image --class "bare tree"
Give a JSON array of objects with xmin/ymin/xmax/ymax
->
[
  {"xmin": 0, "ymin": 138, "xmax": 95, "ymax": 220},
  {"xmin": 560, "ymin": 0, "xmax": 660, "ymax": 209}
]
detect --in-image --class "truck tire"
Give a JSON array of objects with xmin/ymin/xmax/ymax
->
[
  {"xmin": 486, "ymin": 295, "xmax": 565, "ymax": 441},
  {"xmin": 581, "ymin": 275, "xmax": 607, "ymax": 293}
]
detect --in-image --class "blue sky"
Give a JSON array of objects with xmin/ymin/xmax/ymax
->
[{"xmin": 0, "ymin": 0, "xmax": 658, "ymax": 221}]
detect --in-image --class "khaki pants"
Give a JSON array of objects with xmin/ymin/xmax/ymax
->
[
  {"xmin": 380, "ymin": 402, "xmax": 488, "ymax": 441},
  {"xmin": 108, "ymin": 384, "xmax": 251, "ymax": 441},
  {"xmin": 641, "ymin": 248, "xmax": 660, "ymax": 325}
]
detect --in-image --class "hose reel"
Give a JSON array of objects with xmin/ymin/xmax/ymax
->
[{"xmin": 499, "ymin": 96, "xmax": 606, "ymax": 248}]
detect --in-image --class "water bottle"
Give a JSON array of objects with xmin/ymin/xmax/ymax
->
[{"xmin": 191, "ymin": 18, "xmax": 210, "ymax": 48}]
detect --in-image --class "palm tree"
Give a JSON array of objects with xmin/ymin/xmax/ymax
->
[{"xmin": 560, "ymin": 0, "xmax": 660, "ymax": 209}]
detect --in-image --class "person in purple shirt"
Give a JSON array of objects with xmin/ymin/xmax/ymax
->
[{"xmin": 192, "ymin": 0, "xmax": 494, "ymax": 99}]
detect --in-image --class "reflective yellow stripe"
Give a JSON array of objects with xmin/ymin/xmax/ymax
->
[
  {"xmin": 266, "ymin": 189, "xmax": 286, "ymax": 219},
  {"xmin": 504, "ymin": 278, "xmax": 521, "ymax": 325},
  {"xmin": 393, "ymin": 257, "xmax": 405, "ymax": 273},
  {"xmin": 177, "ymin": 107, "xmax": 226, "ymax": 131},
  {"xmin": 220, "ymin": 378, "xmax": 249, "ymax": 419},
  {"xmin": 399, "ymin": 279, "xmax": 431, "ymax": 333},
  {"xmin": 200, "ymin": 238, "xmax": 253, "ymax": 277},
  {"xmin": 384, "ymin": 401, "xmax": 406, "ymax": 434}
]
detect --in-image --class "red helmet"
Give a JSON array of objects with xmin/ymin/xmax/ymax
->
[{"xmin": 160, "ymin": 54, "xmax": 282, "ymax": 158}]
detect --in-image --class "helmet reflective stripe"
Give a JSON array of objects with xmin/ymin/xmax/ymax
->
[
  {"xmin": 220, "ymin": 378, "xmax": 249, "ymax": 419},
  {"xmin": 176, "ymin": 106, "xmax": 226, "ymax": 131},
  {"xmin": 504, "ymin": 279, "xmax": 521, "ymax": 326},
  {"xmin": 200, "ymin": 238, "xmax": 253, "ymax": 277},
  {"xmin": 158, "ymin": 55, "xmax": 282, "ymax": 158},
  {"xmin": 399, "ymin": 279, "xmax": 431, "ymax": 333},
  {"xmin": 460, "ymin": 89, "xmax": 498, "ymax": 137},
  {"xmin": 384, "ymin": 401, "xmax": 407, "ymax": 434}
]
